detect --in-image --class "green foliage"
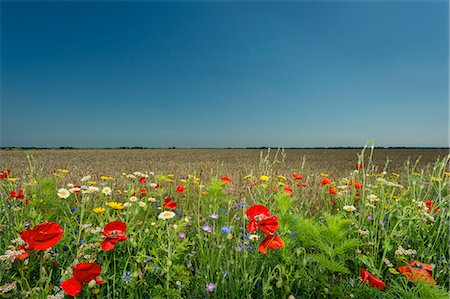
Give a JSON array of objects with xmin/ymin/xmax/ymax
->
[{"xmin": 287, "ymin": 213, "xmax": 359, "ymax": 274}]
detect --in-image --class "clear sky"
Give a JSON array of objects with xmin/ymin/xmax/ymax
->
[{"xmin": 1, "ymin": 1, "xmax": 448, "ymax": 148}]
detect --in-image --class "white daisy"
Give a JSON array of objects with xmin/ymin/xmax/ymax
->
[
  {"xmin": 57, "ymin": 188, "xmax": 70, "ymax": 199},
  {"xmin": 158, "ymin": 211, "xmax": 176, "ymax": 220}
]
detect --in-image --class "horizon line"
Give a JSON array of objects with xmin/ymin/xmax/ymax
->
[{"xmin": 1, "ymin": 146, "xmax": 449, "ymax": 150}]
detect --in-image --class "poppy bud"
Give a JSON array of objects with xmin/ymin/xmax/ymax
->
[{"xmin": 88, "ymin": 279, "xmax": 97, "ymax": 289}]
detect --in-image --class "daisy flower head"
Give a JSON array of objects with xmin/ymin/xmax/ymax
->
[
  {"xmin": 343, "ymin": 205, "xmax": 356, "ymax": 212},
  {"xmin": 80, "ymin": 175, "xmax": 92, "ymax": 182},
  {"xmin": 102, "ymin": 187, "xmax": 112, "ymax": 196},
  {"xmin": 367, "ymin": 194, "xmax": 379, "ymax": 202},
  {"xmin": 57, "ymin": 188, "xmax": 70, "ymax": 199},
  {"xmin": 158, "ymin": 211, "xmax": 176, "ymax": 220}
]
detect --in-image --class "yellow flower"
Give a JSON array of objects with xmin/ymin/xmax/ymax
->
[
  {"xmin": 320, "ymin": 173, "xmax": 329, "ymax": 177},
  {"xmin": 201, "ymin": 191, "xmax": 209, "ymax": 195},
  {"xmin": 260, "ymin": 184, "xmax": 267, "ymax": 188},
  {"xmin": 100, "ymin": 176, "xmax": 116, "ymax": 181},
  {"xmin": 53, "ymin": 173, "xmax": 62, "ymax": 178},
  {"xmin": 7, "ymin": 177, "xmax": 20, "ymax": 182},
  {"xmin": 180, "ymin": 179, "xmax": 187, "ymax": 183},
  {"xmin": 431, "ymin": 177, "xmax": 442, "ymax": 182},
  {"xmin": 106, "ymin": 202, "xmax": 124, "ymax": 210},
  {"xmin": 166, "ymin": 179, "xmax": 174, "ymax": 183},
  {"xmin": 194, "ymin": 177, "xmax": 200, "ymax": 181},
  {"xmin": 244, "ymin": 174, "xmax": 252, "ymax": 179},
  {"xmin": 57, "ymin": 169, "xmax": 69, "ymax": 173},
  {"xmin": 413, "ymin": 172, "xmax": 422, "ymax": 176},
  {"xmin": 93, "ymin": 207, "xmax": 106, "ymax": 214},
  {"xmin": 444, "ymin": 172, "xmax": 450, "ymax": 177},
  {"xmin": 260, "ymin": 175, "xmax": 269, "ymax": 182},
  {"xmin": 87, "ymin": 181, "xmax": 97, "ymax": 185},
  {"xmin": 167, "ymin": 174, "xmax": 174, "ymax": 178},
  {"xmin": 277, "ymin": 175, "xmax": 286, "ymax": 181},
  {"xmin": 278, "ymin": 181, "xmax": 285, "ymax": 186}
]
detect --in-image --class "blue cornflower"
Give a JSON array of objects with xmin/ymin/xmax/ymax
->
[
  {"xmin": 122, "ymin": 272, "xmax": 132, "ymax": 283},
  {"xmin": 221, "ymin": 226, "xmax": 232, "ymax": 234}
]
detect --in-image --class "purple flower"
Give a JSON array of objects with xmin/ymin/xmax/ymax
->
[
  {"xmin": 237, "ymin": 202, "xmax": 245, "ymax": 208},
  {"xmin": 367, "ymin": 215, "xmax": 374, "ymax": 221},
  {"xmin": 24, "ymin": 221, "xmax": 31, "ymax": 227},
  {"xmin": 201, "ymin": 225, "xmax": 213, "ymax": 233},
  {"xmin": 209, "ymin": 213, "xmax": 219, "ymax": 219},
  {"xmin": 179, "ymin": 232, "xmax": 186, "ymax": 238},
  {"xmin": 221, "ymin": 226, "xmax": 232, "ymax": 234},
  {"xmin": 122, "ymin": 272, "xmax": 132, "ymax": 283},
  {"xmin": 205, "ymin": 283, "xmax": 216, "ymax": 293}
]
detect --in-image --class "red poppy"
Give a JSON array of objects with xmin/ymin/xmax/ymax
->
[
  {"xmin": 139, "ymin": 176, "xmax": 146, "ymax": 184},
  {"xmin": 359, "ymin": 269, "xmax": 386, "ymax": 290},
  {"xmin": 356, "ymin": 163, "xmax": 364, "ymax": 170},
  {"xmin": 284, "ymin": 184, "xmax": 293, "ymax": 196},
  {"xmin": 258, "ymin": 235, "xmax": 284, "ymax": 254},
  {"xmin": 329, "ymin": 187, "xmax": 337, "ymax": 195},
  {"xmin": 61, "ymin": 262, "xmax": 103, "ymax": 296},
  {"xmin": 71, "ymin": 185, "xmax": 81, "ymax": 194},
  {"xmin": 7, "ymin": 189, "xmax": 25, "ymax": 200},
  {"xmin": 320, "ymin": 177, "xmax": 332, "ymax": 186},
  {"xmin": 139, "ymin": 188, "xmax": 147, "ymax": 196},
  {"xmin": 101, "ymin": 221, "xmax": 128, "ymax": 251},
  {"xmin": 162, "ymin": 197, "xmax": 177, "ymax": 209},
  {"xmin": 423, "ymin": 200, "xmax": 439, "ymax": 214},
  {"xmin": 350, "ymin": 180, "xmax": 363, "ymax": 190},
  {"xmin": 398, "ymin": 265, "xmax": 436, "ymax": 285},
  {"xmin": 176, "ymin": 185, "xmax": 186, "ymax": 193},
  {"xmin": 296, "ymin": 183, "xmax": 308, "ymax": 188},
  {"xmin": 20, "ymin": 222, "xmax": 63, "ymax": 251},
  {"xmin": 409, "ymin": 260, "xmax": 433, "ymax": 272},
  {"xmin": 245, "ymin": 205, "xmax": 278, "ymax": 235},
  {"xmin": 0, "ymin": 169, "xmax": 11, "ymax": 179},
  {"xmin": 221, "ymin": 176, "xmax": 232, "ymax": 183},
  {"xmin": 270, "ymin": 186, "xmax": 279, "ymax": 191},
  {"xmin": 292, "ymin": 173, "xmax": 304, "ymax": 180}
]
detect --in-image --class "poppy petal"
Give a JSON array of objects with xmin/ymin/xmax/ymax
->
[
  {"xmin": 101, "ymin": 238, "xmax": 117, "ymax": 251},
  {"xmin": 245, "ymin": 205, "xmax": 270, "ymax": 221},
  {"xmin": 103, "ymin": 221, "xmax": 126, "ymax": 234},
  {"xmin": 258, "ymin": 235, "xmax": 284, "ymax": 254},
  {"xmin": 257, "ymin": 215, "xmax": 279, "ymax": 235},
  {"xmin": 359, "ymin": 269, "xmax": 370, "ymax": 283},
  {"xmin": 61, "ymin": 277, "xmax": 83, "ymax": 296},
  {"xmin": 73, "ymin": 263, "xmax": 102, "ymax": 282},
  {"xmin": 368, "ymin": 275, "xmax": 386, "ymax": 291},
  {"xmin": 246, "ymin": 221, "xmax": 257, "ymax": 233}
]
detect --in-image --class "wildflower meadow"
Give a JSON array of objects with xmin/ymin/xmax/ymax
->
[{"xmin": 0, "ymin": 147, "xmax": 449, "ymax": 298}]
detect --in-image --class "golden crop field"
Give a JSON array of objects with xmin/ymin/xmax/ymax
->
[{"xmin": 0, "ymin": 148, "xmax": 447, "ymax": 182}]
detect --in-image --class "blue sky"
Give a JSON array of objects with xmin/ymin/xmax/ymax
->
[{"xmin": 1, "ymin": 1, "xmax": 448, "ymax": 147}]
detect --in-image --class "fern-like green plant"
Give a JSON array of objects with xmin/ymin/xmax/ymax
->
[{"xmin": 286, "ymin": 213, "xmax": 360, "ymax": 275}]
